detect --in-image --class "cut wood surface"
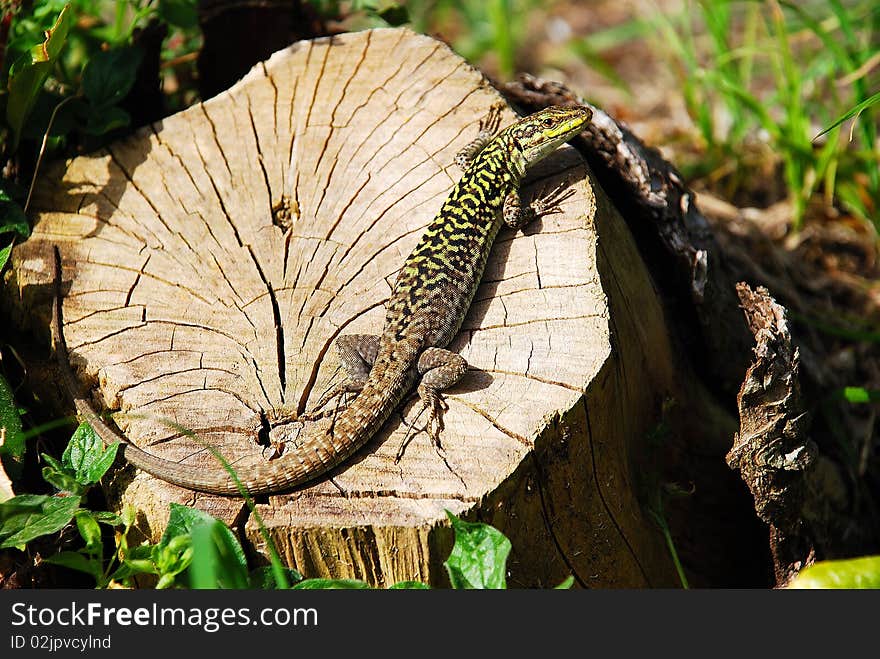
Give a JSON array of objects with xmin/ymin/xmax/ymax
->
[{"xmin": 7, "ymin": 28, "xmax": 689, "ymax": 587}]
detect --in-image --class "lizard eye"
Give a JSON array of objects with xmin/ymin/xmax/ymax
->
[{"xmin": 543, "ymin": 117, "xmax": 554, "ymax": 127}]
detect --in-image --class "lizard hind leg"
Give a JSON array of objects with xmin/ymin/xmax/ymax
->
[
  {"xmin": 395, "ymin": 347, "xmax": 468, "ymax": 462},
  {"xmin": 301, "ymin": 334, "xmax": 380, "ymax": 422}
]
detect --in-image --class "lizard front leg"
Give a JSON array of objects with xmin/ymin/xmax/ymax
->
[
  {"xmin": 396, "ymin": 347, "xmax": 468, "ymax": 461},
  {"xmin": 454, "ymin": 104, "xmax": 504, "ymax": 170},
  {"xmin": 503, "ymin": 180, "xmax": 575, "ymax": 229}
]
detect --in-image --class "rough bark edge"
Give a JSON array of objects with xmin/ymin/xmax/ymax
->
[{"xmin": 727, "ymin": 284, "xmax": 817, "ymax": 585}]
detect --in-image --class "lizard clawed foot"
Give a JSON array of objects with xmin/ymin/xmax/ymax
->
[
  {"xmin": 422, "ymin": 390, "xmax": 448, "ymax": 446},
  {"xmin": 531, "ymin": 180, "xmax": 576, "ymax": 217},
  {"xmin": 454, "ymin": 104, "xmax": 506, "ymax": 170},
  {"xmin": 478, "ymin": 104, "xmax": 504, "ymax": 138},
  {"xmin": 394, "ymin": 390, "xmax": 449, "ymax": 463},
  {"xmin": 264, "ymin": 405, "xmax": 299, "ymax": 426},
  {"xmin": 300, "ymin": 391, "xmax": 354, "ymax": 423}
]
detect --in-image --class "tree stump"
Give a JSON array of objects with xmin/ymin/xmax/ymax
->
[{"xmin": 7, "ymin": 28, "xmax": 695, "ymax": 587}]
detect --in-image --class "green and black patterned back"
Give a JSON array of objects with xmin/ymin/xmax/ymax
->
[{"xmin": 386, "ymin": 131, "xmax": 520, "ymax": 347}]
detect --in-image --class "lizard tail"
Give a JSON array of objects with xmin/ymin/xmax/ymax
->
[
  {"xmin": 52, "ymin": 247, "xmax": 411, "ymax": 496},
  {"xmin": 67, "ymin": 378, "xmax": 409, "ymax": 496}
]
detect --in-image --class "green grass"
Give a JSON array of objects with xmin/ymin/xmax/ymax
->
[
  {"xmin": 647, "ymin": 0, "xmax": 880, "ymax": 230},
  {"xmin": 407, "ymin": 0, "xmax": 542, "ymax": 80}
]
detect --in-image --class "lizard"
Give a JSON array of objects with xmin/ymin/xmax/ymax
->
[{"xmin": 51, "ymin": 103, "xmax": 593, "ymax": 496}]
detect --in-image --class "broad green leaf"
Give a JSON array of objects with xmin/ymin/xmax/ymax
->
[
  {"xmin": 189, "ymin": 519, "xmax": 249, "ymax": 589},
  {"xmin": 443, "ymin": 511, "xmax": 511, "ymax": 589},
  {"xmin": 160, "ymin": 504, "xmax": 248, "ymax": 589},
  {"xmin": 375, "ymin": 1, "xmax": 409, "ymax": 26},
  {"xmin": 111, "ymin": 559, "xmax": 158, "ymax": 582},
  {"xmin": 62, "ymin": 422, "xmax": 119, "ymax": 485},
  {"xmin": 0, "ymin": 372, "xmax": 25, "ymax": 479},
  {"xmin": 292, "ymin": 578, "xmax": 372, "ymax": 589},
  {"xmin": 120, "ymin": 504, "xmax": 137, "ymax": 529},
  {"xmin": 84, "ymin": 105, "xmax": 131, "ymax": 136},
  {"xmin": 789, "ymin": 556, "xmax": 880, "ymax": 589},
  {"xmin": 159, "ymin": 0, "xmax": 199, "ymax": 29},
  {"xmin": 248, "ymin": 566, "xmax": 303, "ymax": 589},
  {"xmin": 6, "ymin": 5, "xmax": 72, "ymax": 150},
  {"xmin": 125, "ymin": 544, "xmax": 155, "ymax": 561},
  {"xmin": 389, "ymin": 580, "xmax": 430, "ymax": 589},
  {"xmin": 161, "ymin": 502, "xmax": 221, "ymax": 545},
  {"xmin": 117, "ymin": 542, "xmax": 161, "ymax": 582},
  {"xmin": 0, "ymin": 494, "xmax": 80, "ymax": 549},
  {"xmin": 82, "ymin": 47, "xmax": 143, "ymax": 109},
  {"xmin": 44, "ymin": 550, "xmax": 101, "ymax": 579}
]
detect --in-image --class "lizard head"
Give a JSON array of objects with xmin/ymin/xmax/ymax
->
[{"xmin": 509, "ymin": 105, "xmax": 592, "ymax": 166}]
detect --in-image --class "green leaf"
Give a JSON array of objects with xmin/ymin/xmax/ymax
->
[
  {"xmin": 789, "ymin": 556, "xmax": 880, "ymax": 589},
  {"xmin": 443, "ymin": 511, "xmax": 511, "ymax": 589},
  {"xmin": 62, "ymin": 422, "xmax": 119, "ymax": 485},
  {"xmin": 159, "ymin": 0, "xmax": 199, "ymax": 29},
  {"xmin": 41, "ymin": 453, "xmax": 63, "ymax": 472},
  {"xmin": 161, "ymin": 504, "xmax": 248, "ymax": 589},
  {"xmin": 161, "ymin": 502, "xmax": 218, "ymax": 546},
  {"xmin": 6, "ymin": 5, "xmax": 73, "ymax": 150},
  {"xmin": 815, "ymin": 92, "xmax": 880, "ymax": 140},
  {"xmin": 389, "ymin": 580, "xmax": 430, "ymax": 589},
  {"xmin": 82, "ymin": 47, "xmax": 143, "ymax": 109},
  {"xmin": 150, "ymin": 533, "xmax": 193, "ymax": 587},
  {"xmin": 84, "ymin": 105, "xmax": 131, "ymax": 136},
  {"xmin": 91, "ymin": 510, "xmax": 123, "ymax": 526},
  {"xmin": 375, "ymin": 2, "xmax": 409, "ymax": 26},
  {"xmin": 841, "ymin": 386, "xmax": 880, "ymax": 404},
  {"xmin": 111, "ymin": 558, "xmax": 158, "ymax": 582},
  {"xmin": 555, "ymin": 575, "xmax": 575, "ymax": 589},
  {"xmin": 0, "ymin": 241, "xmax": 12, "ymax": 272},
  {"xmin": 41, "ymin": 464, "xmax": 86, "ymax": 496},
  {"xmin": 74, "ymin": 510, "xmax": 103, "ymax": 553},
  {"xmin": 0, "ymin": 200, "xmax": 30, "ymax": 238},
  {"xmin": 44, "ymin": 550, "xmax": 102, "ymax": 578},
  {"xmin": 292, "ymin": 578, "xmax": 372, "ymax": 589},
  {"xmin": 0, "ymin": 372, "xmax": 25, "ymax": 480},
  {"xmin": 189, "ymin": 519, "xmax": 249, "ymax": 589},
  {"xmin": 248, "ymin": 566, "xmax": 303, "ymax": 589},
  {"xmin": 0, "ymin": 494, "xmax": 80, "ymax": 549}
]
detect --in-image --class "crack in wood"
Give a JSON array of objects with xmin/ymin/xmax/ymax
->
[
  {"xmin": 246, "ymin": 244, "xmax": 287, "ymax": 396},
  {"xmin": 311, "ymin": 32, "xmax": 372, "ymax": 218},
  {"xmin": 581, "ymin": 397, "xmax": 651, "ymax": 586},
  {"xmin": 475, "ymin": 313, "xmax": 601, "ymax": 331}
]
